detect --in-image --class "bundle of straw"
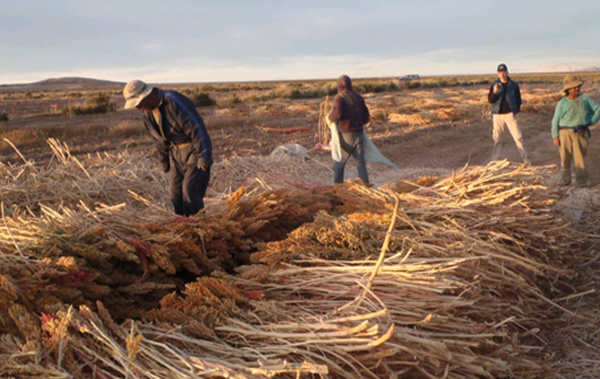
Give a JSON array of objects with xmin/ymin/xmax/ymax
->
[{"xmin": 1, "ymin": 139, "xmax": 597, "ymax": 378}]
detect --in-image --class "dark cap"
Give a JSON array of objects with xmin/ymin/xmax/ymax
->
[{"xmin": 497, "ymin": 63, "xmax": 508, "ymax": 72}]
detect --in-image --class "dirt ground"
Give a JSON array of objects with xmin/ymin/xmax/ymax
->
[{"xmin": 3, "ymin": 81, "xmax": 600, "ymax": 186}]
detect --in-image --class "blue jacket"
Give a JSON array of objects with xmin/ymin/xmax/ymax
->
[
  {"xmin": 488, "ymin": 79, "xmax": 521, "ymax": 115},
  {"xmin": 143, "ymin": 89, "xmax": 212, "ymax": 171}
]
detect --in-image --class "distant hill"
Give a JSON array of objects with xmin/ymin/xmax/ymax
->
[{"xmin": 0, "ymin": 77, "xmax": 126, "ymax": 92}]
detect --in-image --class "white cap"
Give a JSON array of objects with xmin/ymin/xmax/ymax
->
[{"xmin": 123, "ymin": 79, "xmax": 154, "ymax": 109}]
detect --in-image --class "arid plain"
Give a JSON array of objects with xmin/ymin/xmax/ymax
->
[
  {"xmin": 3, "ymin": 73, "xmax": 600, "ymax": 184},
  {"xmin": 2, "ymin": 73, "xmax": 600, "ymax": 378}
]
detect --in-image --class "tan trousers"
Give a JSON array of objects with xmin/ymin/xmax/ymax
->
[
  {"xmin": 558, "ymin": 128, "xmax": 589, "ymax": 186},
  {"xmin": 491, "ymin": 113, "xmax": 529, "ymax": 163}
]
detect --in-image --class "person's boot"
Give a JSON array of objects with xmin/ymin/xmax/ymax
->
[{"xmin": 559, "ymin": 169, "xmax": 571, "ymax": 186}]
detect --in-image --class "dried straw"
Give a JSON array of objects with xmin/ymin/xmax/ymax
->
[{"xmin": 0, "ymin": 139, "xmax": 597, "ymax": 378}]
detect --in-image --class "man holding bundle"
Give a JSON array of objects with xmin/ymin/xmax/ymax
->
[
  {"xmin": 123, "ymin": 80, "xmax": 212, "ymax": 216},
  {"xmin": 551, "ymin": 74, "xmax": 600, "ymax": 187}
]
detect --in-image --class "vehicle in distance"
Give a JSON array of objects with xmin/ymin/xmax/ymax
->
[{"xmin": 401, "ymin": 74, "xmax": 420, "ymax": 81}]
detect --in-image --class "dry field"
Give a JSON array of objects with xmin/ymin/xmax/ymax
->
[
  {"xmin": 3, "ymin": 72, "xmax": 600, "ymax": 182},
  {"xmin": 2, "ymin": 73, "xmax": 600, "ymax": 378}
]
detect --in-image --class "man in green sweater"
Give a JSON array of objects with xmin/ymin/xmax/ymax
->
[{"xmin": 551, "ymin": 74, "xmax": 600, "ymax": 187}]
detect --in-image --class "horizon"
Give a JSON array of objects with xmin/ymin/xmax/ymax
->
[
  {"xmin": 3, "ymin": 67, "xmax": 600, "ymax": 88},
  {"xmin": 3, "ymin": 64, "xmax": 600, "ymax": 87}
]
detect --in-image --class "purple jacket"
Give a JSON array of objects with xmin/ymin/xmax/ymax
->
[{"xmin": 328, "ymin": 75, "xmax": 370, "ymax": 133}]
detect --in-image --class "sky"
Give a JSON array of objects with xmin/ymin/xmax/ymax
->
[{"xmin": 2, "ymin": 0, "xmax": 600, "ymax": 85}]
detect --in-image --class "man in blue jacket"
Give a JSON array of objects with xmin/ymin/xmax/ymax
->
[
  {"xmin": 488, "ymin": 63, "xmax": 530, "ymax": 164},
  {"xmin": 123, "ymin": 80, "xmax": 212, "ymax": 216}
]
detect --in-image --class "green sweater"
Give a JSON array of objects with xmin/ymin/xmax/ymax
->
[{"xmin": 551, "ymin": 94, "xmax": 600, "ymax": 138}]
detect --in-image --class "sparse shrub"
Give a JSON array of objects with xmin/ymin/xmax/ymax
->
[
  {"xmin": 0, "ymin": 111, "xmax": 8, "ymax": 122},
  {"xmin": 62, "ymin": 92, "xmax": 116, "ymax": 116},
  {"xmin": 182, "ymin": 88, "xmax": 217, "ymax": 107},
  {"xmin": 272, "ymin": 80, "xmax": 400, "ymax": 98},
  {"xmin": 62, "ymin": 92, "xmax": 117, "ymax": 116},
  {"xmin": 247, "ymin": 93, "xmax": 279, "ymax": 102},
  {"xmin": 354, "ymin": 81, "xmax": 399, "ymax": 94},
  {"xmin": 200, "ymin": 84, "xmax": 217, "ymax": 92},
  {"xmin": 411, "ymin": 77, "xmax": 489, "ymax": 89},
  {"xmin": 86, "ymin": 92, "xmax": 117, "ymax": 111},
  {"xmin": 407, "ymin": 81, "xmax": 422, "ymax": 89},
  {"xmin": 325, "ymin": 86, "xmax": 338, "ymax": 96},
  {"xmin": 288, "ymin": 89, "xmax": 325, "ymax": 99},
  {"xmin": 420, "ymin": 82, "xmax": 439, "ymax": 89},
  {"xmin": 223, "ymin": 94, "xmax": 243, "ymax": 104},
  {"xmin": 463, "ymin": 79, "xmax": 488, "ymax": 86},
  {"xmin": 277, "ymin": 84, "xmax": 337, "ymax": 100},
  {"xmin": 288, "ymin": 89, "xmax": 303, "ymax": 99},
  {"xmin": 191, "ymin": 92, "xmax": 217, "ymax": 107}
]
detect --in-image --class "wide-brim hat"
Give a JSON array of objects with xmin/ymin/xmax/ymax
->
[
  {"xmin": 562, "ymin": 74, "xmax": 584, "ymax": 94},
  {"xmin": 123, "ymin": 79, "xmax": 154, "ymax": 109}
]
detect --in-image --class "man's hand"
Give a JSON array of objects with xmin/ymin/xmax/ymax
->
[
  {"xmin": 197, "ymin": 156, "xmax": 208, "ymax": 171},
  {"xmin": 553, "ymin": 137, "xmax": 560, "ymax": 147},
  {"xmin": 493, "ymin": 83, "xmax": 500, "ymax": 94},
  {"xmin": 161, "ymin": 162, "xmax": 170, "ymax": 173}
]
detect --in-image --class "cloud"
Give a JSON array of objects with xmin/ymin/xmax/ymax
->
[{"xmin": 141, "ymin": 44, "xmax": 163, "ymax": 53}]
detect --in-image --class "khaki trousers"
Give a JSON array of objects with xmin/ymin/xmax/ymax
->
[
  {"xmin": 491, "ymin": 113, "xmax": 529, "ymax": 163},
  {"xmin": 558, "ymin": 128, "xmax": 589, "ymax": 186}
]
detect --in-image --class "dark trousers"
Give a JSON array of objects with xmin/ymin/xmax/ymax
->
[
  {"xmin": 169, "ymin": 146, "xmax": 211, "ymax": 216},
  {"xmin": 333, "ymin": 131, "xmax": 369, "ymax": 184}
]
